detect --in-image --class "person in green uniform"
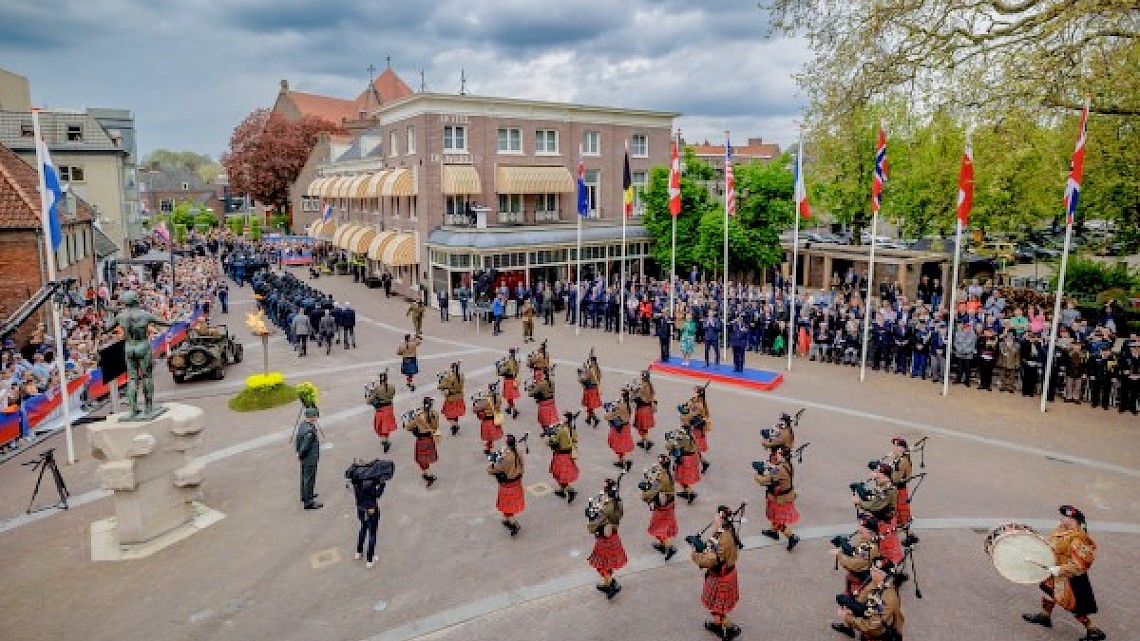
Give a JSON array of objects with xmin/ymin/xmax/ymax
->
[{"xmin": 295, "ymin": 407, "xmax": 323, "ymax": 510}]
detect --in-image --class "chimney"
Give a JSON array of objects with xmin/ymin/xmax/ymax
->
[
  {"xmin": 279, "ymin": 79, "xmax": 289, "ymax": 93},
  {"xmin": 747, "ymin": 138, "xmax": 763, "ymax": 146}
]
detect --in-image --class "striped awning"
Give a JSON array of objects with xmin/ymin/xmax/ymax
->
[
  {"xmin": 332, "ymin": 223, "xmax": 359, "ymax": 248},
  {"xmin": 442, "ymin": 165, "xmax": 480, "ymax": 195},
  {"xmin": 367, "ymin": 230, "xmax": 398, "ymax": 260},
  {"xmin": 343, "ymin": 175, "xmax": 371, "ymax": 199},
  {"xmin": 380, "ymin": 168, "xmax": 417, "ymax": 197},
  {"xmin": 348, "ymin": 226, "xmax": 377, "ymax": 254},
  {"xmin": 381, "ymin": 232, "xmax": 418, "ymax": 266},
  {"xmin": 322, "ymin": 176, "xmax": 346, "ymax": 198},
  {"xmin": 496, "ymin": 166, "xmax": 575, "ymax": 194},
  {"xmin": 312, "ymin": 220, "xmax": 337, "ymax": 240},
  {"xmin": 361, "ymin": 171, "xmax": 389, "ymax": 199},
  {"xmin": 306, "ymin": 177, "xmax": 330, "ymax": 197}
]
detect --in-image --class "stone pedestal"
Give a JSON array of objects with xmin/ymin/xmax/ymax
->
[{"xmin": 88, "ymin": 402, "xmax": 206, "ymax": 546}]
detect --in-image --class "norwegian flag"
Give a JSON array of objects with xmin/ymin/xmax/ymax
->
[
  {"xmin": 793, "ymin": 138, "xmax": 811, "ymax": 219},
  {"xmin": 872, "ymin": 125, "xmax": 888, "ymax": 214},
  {"xmin": 725, "ymin": 136, "xmax": 735, "ymax": 216},
  {"xmin": 1063, "ymin": 100, "xmax": 1090, "ymax": 225},
  {"xmin": 956, "ymin": 143, "xmax": 974, "ymax": 226},
  {"xmin": 668, "ymin": 140, "xmax": 681, "ymax": 217}
]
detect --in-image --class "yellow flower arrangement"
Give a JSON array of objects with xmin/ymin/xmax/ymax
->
[
  {"xmin": 296, "ymin": 381, "xmax": 319, "ymax": 408},
  {"xmin": 245, "ymin": 371, "xmax": 285, "ymax": 391}
]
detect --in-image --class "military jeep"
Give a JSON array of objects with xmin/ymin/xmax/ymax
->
[{"xmin": 167, "ymin": 324, "xmax": 244, "ymax": 383}]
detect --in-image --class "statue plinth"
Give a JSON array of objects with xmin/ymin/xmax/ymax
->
[{"xmin": 89, "ymin": 402, "xmax": 206, "ymax": 546}]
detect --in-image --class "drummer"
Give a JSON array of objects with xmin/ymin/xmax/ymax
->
[{"xmin": 1021, "ymin": 505, "xmax": 1105, "ymax": 641}]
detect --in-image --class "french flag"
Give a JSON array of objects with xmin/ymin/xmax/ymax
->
[{"xmin": 793, "ymin": 138, "xmax": 811, "ymax": 219}]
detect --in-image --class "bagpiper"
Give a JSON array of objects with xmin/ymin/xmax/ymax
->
[
  {"xmin": 497, "ymin": 347, "xmax": 522, "ymax": 420},
  {"xmin": 586, "ymin": 477, "xmax": 627, "ymax": 599},
  {"xmin": 832, "ymin": 557, "xmax": 905, "ymax": 640},
  {"xmin": 831, "ymin": 515, "xmax": 881, "ymax": 596},
  {"xmin": 578, "ymin": 350, "xmax": 603, "ymax": 429},
  {"xmin": 473, "ymin": 382, "xmax": 504, "ymax": 454},
  {"xmin": 640, "ymin": 453, "xmax": 678, "ymax": 560},
  {"xmin": 754, "ymin": 445, "xmax": 801, "ymax": 551},
  {"xmin": 1022, "ymin": 505, "xmax": 1106, "ymax": 641},
  {"xmin": 404, "ymin": 397, "xmax": 441, "ymax": 488},
  {"xmin": 528, "ymin": 366, "xmax": 559, "ymax": 431},
  {"xmin": 691, "ymin": 505, "xmax": 743, "ymax": 641},
  {"xmin": 670, "ymin": 419, "xmax": 701, "ymax": 503},
  {"xmin": 760, "ymin": 412, "xmax": 795, "ymax": 454},
  {"xmin": 685, "ymin": 385, "xmax": 713, "ymax": 474},
  {"xmin": 604, "ymin": 388, "xmax": 635, "ymax": 471},
  {"xmin": 852, "ymin": 462, "xmax": 905, "ymax": 567},
  {"xmin": 438, "ymin": 361, "xmax": 466, "ymax": 436},
  {"xmin": 487, "ymin": 434, "xmax": 526, "ymax": 537},
  {"xmin": 527, "ymin": 340, "xmax": 551, "ymax": 381},
  {"xmin": 366, "ymin": 369, "xmax": 397, "ymax": 453},
  {"xmin": 544, "ymin": 411, "xmax": 580, "ymax": 504},
  {"xmin": 883, "ymin": 437, "xmax": 917, "ymax": 547},
  {"xmin": 632, "ymin": 370, "xmax": 658, "ymax": 450},
  {"xmin": 397, "ymin": 334, "xmax": 422, "ymax": 391}
]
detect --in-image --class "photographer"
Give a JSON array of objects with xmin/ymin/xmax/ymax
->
[{"xmin": 351, "ymin": 470, "xmax": 387, "ymax": 569}]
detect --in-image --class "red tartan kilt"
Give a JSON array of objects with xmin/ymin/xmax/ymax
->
[
  {"xmin": 503, "ymin": 377, "xmax": 521, "ymax": 401},
  {"xmin": 588, "ymin": 532, "xmax": 628, "ymax": 571},
  {"xmin": 373, "ymin": 406, "xmax": 397, "ymax": 437},
  {"xmin": 550, "ymin": 452, "xmax": 580, "ymax": 485},
  {"xmin": 701, "ymin": 567, "xmax": 740, "ymax": 616},
  {"xmin": 532, "ymin": 369, "xmax": 546, "ymax": 382},
  {"xmin": 414, "ymin": 436, "xmax": 438, "ymax": 470},
  {"xmin": 895, "ymin": 486, "xmax": 912, "ymax": 525},
  {"xmin": 676, "ymin": 453, "xmax": 701, "ymax": 486},
  {"xmin": 693, "ymin": 428, "xmax": 709, "ymax": 452},
  {"xmin": 648, "ymin": 502, "xmax": 679, "ymax": 540},
  {"xmin": 442, "ymin": 398, "xmax": 466, "ymax": 421},
  {"xmin": 496, "ymin": 478, "xmax": 526, "ymax": 516},
  {"xmin": 878, "ymin": 521, "xmax": 904, "ymax": 563},
  {"xmin": 480, "ymin": 417, "xmax": 503, "ymax": 444},
  {"xmin": 634, "ymin": 404, "xmax": 655, "ymax": 432},
  {"xmin": 581, "ymin": 387, "xmax": 601, "ymax": 410},
  {"xmin": 765, "ymin": 497, "xmax": 801, "ymax": 526},
  {"xmin": 537, "ymin": 399, "xmax": 559, "ymax": 428},
  {"xmin": 607, "ymin": 424, "xmax": 635, "ymax": 455}
]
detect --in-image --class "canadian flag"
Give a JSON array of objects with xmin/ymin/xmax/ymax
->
[{"xmin": 668, "ymin": 141, "xmax": 681, "ymax": 216}]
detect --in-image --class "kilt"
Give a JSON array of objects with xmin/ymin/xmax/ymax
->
[
  {"xmin": 607, "ymin": 424, "xmax": 635, "ymax": 455},
  {"xmin": 373, "ymin": 405, "xmax": 397, "ymax": 437},
  {"xmin": 532, "ymin": 369, "xmax": 546, "ymax": 382},
  {"xmin": 676, "ymin": 453, "xmax": 701, "ymax": 486},
  {"xmin": 634, "ymin": 404, "xmax": 655, "ymax": 432},
  {"xmin": 895, "ymin": 486, "xmax": 912, "ymax": 525},
  {"xmin": 582, "ymin": 386, "xmax": 601, "ymax": 410},
  {"xmin": 550, "ymin": 451, "xmax": 579, "ymax": 485},
  {"xmin": 877, "ymin": 521, "xmax": 904, "ymax": 563},
  {"xmin": 648, "ymin": 502, "xmax": 678, "ymax": 540},
  {"xmin": 400, "ymin": 356, "xmax": 419, "ymax": 377},
  {"xmin": 701, "ymin": 566, "xmax": 740, "ymax": 616},
  {"xmin": 414, "ymin": 436, "xmax": 438, "ymax": 470},
  {"xmin": 1041, "ymin": 573, "xmax": 1098, "ymax": 615},
  {"xmin": 496, "ymin": 478, "xmax": 526, "ymax": 516},
  {"xmin": 503, "ymin": 377, "xmax": 521, "ymax": 401},
  {"xmin": 588, "ymin": 532, "xmax": 628, "ymax": 571},
  {"xmin": 442, "ymin": 398, "xmax": 467, "ymax": 421},
  {"xmin": 480, "ymin": 417, "xmax": 503, "ymax": 444},
  {"xmin": 693, "ymin": 427, "xmax": 709, "ymax": 453},
  {"xmin": 765, "ymin": 496, "xmax": 800, "ymax": 526},
  {"xmin": 537, "ymin": 399, "xmax": 559, "ymax": 428}
]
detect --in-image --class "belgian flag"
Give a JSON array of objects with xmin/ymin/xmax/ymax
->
[{"xmin": 622, "ymin": 148, "xmax": 633, "ymax": 218}]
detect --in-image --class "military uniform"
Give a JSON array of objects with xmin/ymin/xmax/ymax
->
[
  {"xmin": 692, "ymin": 522, "xmax": 742, "ymax": 640},
  {"xmin": 689, "ymin": 389, "xmax": 712, "ymax": 472},
  {"xmin": 488, "ymin": 442, "xmax": 525, "ymax": 536},
  {"xmin": 406, "ymin": 300, "xmax": 424, "ymax": 337},
  {"xmin": 1063, "ymin": 345, "xmax": 1087, "ymax": 403},
  {"xmin": 856, "ymin": 470, "xmax": 903, "ymax": 564},
  {"xmin": 367, "ymin": 375, "xmax": 397, "ymax": 452},
  {"xmin": 527, "ymin": 342, "xmax": 551, "ymax": 381},
  {"xmin": 1117, "ymin": 346, "xmax": 1140, "ymax": 414},
  {"xmin": 405, "ymin": 402, "xmax": 441, "ymax": 487},
  {"xmin": 605, "ymin": 392, "xmax": 635, "ymax": 469},
  {"xmin": 579, "ymin": 357, "xmax": 602, "ymax": 428},
  {"xmin": 997, "ymin": 333, "xmax": 1020, "ymax": 393},
  {"xmin": 641, "ymin": 457, "xmax": 678, "ymax": 559},
  {"xmin": 295, "ymin": 410, "xmax": 322, "ymax": 509},
  {"xmin": 545, "ymin": 414, "xmax": 579, "ymax": 502},
  {"xmin": 473, "ymin": 388, "xmax": 504, "ymax": 453},
  {"xmin": 840, "ymin": 575, "xmax": 904, "ymax": 640},
  {"xmin": 835, "ymin": 521, "xmax": 880, "ymax": 595},
  {"xmin": 633, "ymin": 372, "xmax": 658, "ymax": 449},
  {"xmin": 755, "ymin": 452, "xmax": 800, "ymax": 550},
  {"xmin": 1086, "ymin": 348, "xmax": 1116, "ymax": 410},
  {"xmin": 1023, "ymin": 506, "xmax": 1105, "ymax": 641},
  {"xmin": 760, "ymin": 416, "xmax": 794, "ymax": 453},
  {"xmin": 439, "ymin": 365, "xmax": 466, "ymax": 435},
  {"xmin": 397, "ymin": 337, "xmax": 422, "ymax": 390},
  {"xmin": 587, "ymin": 486, "xmax": 627, "ymax": 598},
  {"xmin": 498, "ymin": 351, "xmax": 522, "ymax": 417},
  {"xmin": 528, "ymin": 369, "xmax": 559, "ymax": 430},
  {"xmin": 521, "ymin": 300, "xmax": 536, "ymax": 343},
  {"xmin": 673, "ymin": 425, "xmax": 701, "ymax": 502}
]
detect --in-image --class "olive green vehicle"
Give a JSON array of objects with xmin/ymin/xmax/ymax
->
[{"xmin": 166, "ymin": 325, "xmax": 244, "ymax": 383}]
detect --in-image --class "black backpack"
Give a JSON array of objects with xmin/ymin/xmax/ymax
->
[{"xmin": 345, "ymin": 459, "xmax": 395, "ymax": 485}]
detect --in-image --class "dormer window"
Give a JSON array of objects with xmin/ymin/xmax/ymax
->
[{"xmin": 67, "ymin": 125, "xmax": 83, "ymax": 141}]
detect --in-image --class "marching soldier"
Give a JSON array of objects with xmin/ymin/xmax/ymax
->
[
  {"xmin": 397, "ymin": 334, "xmax": 422, "ymax": 391},
  {"xmin": 527, "ymin": 340, "xmax": 551, "ymax": 381},
  {"xmin": 586, "ymin": 477, "xmax": 628, "ymax": 599},
  {"xmin": 853, "ymin": 462, "xmax": 905, "ymax": 566},
  {"xmin": 760, "ymin": 412, "xmax": 795, "ymax": 454},
  {"xmin": 691, "ymin": 505, "xmax": 743, "ymax": 641},
  {"xmin": 367, "ymin": 370, "xmax": 397, "ymax": 453},
  {"xmin": 885, "ymin": 437, "xmax": 917, "ymax": 546},
  {"xmin": 474, "ymin": 382, "xmax": 504, "ymax": 454},
  {"xmin": 529, "ymin": 366, "xmax": 559, "ymax": 431},
  {"xmin": 754, "ymin": 445, "xmax": 800, "ymax": 551},
  {"xmin": 405, "ymin": 397, "xmax": 441, "ymax": 488},
  {"xmin": 641, "ymin": 453, "xmax": 678, "ymax": 560},
  {"xmin": 406, "ymin": 299, "xmax": 425, "ymax": 338},
  {"xmin": 545, "ymin": 411, "xmax": 580, "ymax": 504},
  {"xmin": 832, "ymin": 557, "xmax": 904, "ymax": 640},
  {"xmin": 633, "ymin": 370, "xmax": 658, "ymax": 450},
  {"xmin": 673, "ymin": 422, "xmax": 701, "ymax": 503},
  {"xmin": 439, "ymin": 361, "xmax": 466, "ymax": 436},
  {"xmin": 488, "ymin": 434, "xmax": 526, "ymax": 537},
  {"xmin": 689, "ymin": 385, "xmax": 713, "ymax": 473},
  {"xmin": 604, "ymin": 388, "xmax": 635, "ymax": 471},
  {"xmin": 579, "ymin": 351, "xmax": 603, "ymax": 428},
  {"xmin": 521, "ymin": 298, "xmax": 537, "ymax": 343},
  {"xmin": 831, "ymin": 515, "xmax": 881, "ymax": 596},
  {"xmin": 1022, "ymin": 505, "xmax": 1106, "ymax": 641},
  {"xmin": 498, "ymin": 347, "xmax": 522, "ymax": 419}
]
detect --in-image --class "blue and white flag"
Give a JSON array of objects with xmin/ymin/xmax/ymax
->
[{"xmin": 35, "ymin": 134, "xmax": 64, "ymax": 249}]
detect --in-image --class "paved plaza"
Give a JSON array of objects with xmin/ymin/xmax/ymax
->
[{"xmin": 2, "ymin": 267, "xmax": 1137, "ymax": 641}]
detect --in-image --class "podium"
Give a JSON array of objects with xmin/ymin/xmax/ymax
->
[{"xmin": 472, "ymin": 206, "xmax": 491, "ymax": 229}]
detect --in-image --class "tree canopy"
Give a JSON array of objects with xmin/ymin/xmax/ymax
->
[{"xmin": 143, "ymin": 149, "xmax": 221, "ymax": 184}]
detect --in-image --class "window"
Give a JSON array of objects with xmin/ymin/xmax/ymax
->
[
  {"xmin": 582, "ymin": 131, "xmax": 600, "ymax": 156},
  {"xmin": 497, "ymin": 194, "xmax": 521, "ymax": 213},
  {"xmin": 632, "ymin": 171, "xmax": 647, "ymax": 215},
  {"xmin": 443, "ymin": 125, "xmax": 466, "ymax": 152},
  {"xmin": 584, "ymin": 169, "xmax": 599, "ymax": 215},
  {"xmin": 390, "ymin": 130, "xmax": 399, "ymax": 157},
  {"xmin": 406, "ymin": 126, "xmax": 416, "ymax": 154},
  {"xmin": 58, "ymin": 165, "xmax": 85, "ymax": 182},
  {"xmin": 497, "ymin": 127, "xmax": 522, "ymax": 153},
  {"xmin": 181, "ymin": 182, "xmax": 190, "ymax": 191},
  {"xmin": 631, "ymin": 134, "xmax": 648, "ymax": 157},
  {"xmin": 535, "ymin": 193, "xmax": 559, "ymax": 212},
  {"xmin": 535, "ymin": 129, "xmax": 558, "ymax": 154},
  {"xmin": 160, "ymin": 199, "xmax": 174, "ymax": 213},
  {"xmin": 20, "ymin": 123, "xmax": 34, "ymax": 138},
  {"xmin": 66, "ymin": 125, "xmax": 83, "ymax": 142}
]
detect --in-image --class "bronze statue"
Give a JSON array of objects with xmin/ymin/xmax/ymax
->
[{"xmin": 104, "ymin": 290, "xmax": 174, "ymax": 421}]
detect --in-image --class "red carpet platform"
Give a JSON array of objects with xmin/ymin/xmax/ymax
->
[{"xmin": 649, "ymin": 357, "xmax": 784, "ymax": 391}]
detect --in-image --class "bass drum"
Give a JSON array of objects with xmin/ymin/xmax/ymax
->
[{"xmin": 984, "ymin": 522, "xmax": 1053, "ymax": 584}]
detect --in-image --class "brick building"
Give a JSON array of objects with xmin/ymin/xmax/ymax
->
[
  {"xmin": 0, "ymin": 143, "xmax": 96, "ymax": 339},
  {"xmin": 138, "ymin": 166, "xmax": 224, "ymax": 222}
]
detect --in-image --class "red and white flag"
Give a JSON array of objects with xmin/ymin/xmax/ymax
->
[
  {"xmin": 794, "ymin": 138, "xmax": 811, "ymax": 219},
  {"xmin": 668, "ymin": 140, "xmax": 681, "ymax": 217},
  {"xmin": 956, "ymin": 143, "xmax": 974, "ymax": 226},
  {"xmin": 1063, "ymin": 99, "xmax": 1090, "ymax": 226},
  {"xmin": 724, "ymin": 137, "xmax": 735, "ymax": 217},
  {"xmin": 872, "ymin": 125, "xmax": 888, "ymax": 214}
]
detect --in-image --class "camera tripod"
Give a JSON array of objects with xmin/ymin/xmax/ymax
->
[{"xmin": 24, "ymin": 448, "xmax": 70, "ymax": 514}]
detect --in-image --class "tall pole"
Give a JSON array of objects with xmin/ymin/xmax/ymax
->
[
  {"xmin": 1041, "ymin": 222, "xmax": 1073, "ymax": 412},
  {"xmin": 32, "ymin": 108, "xmax": 76, "ymax": 464},
  {"xmin": 722, "ymin": 131, "xmax": 730, "ymax": 356},
  {"xmin": 788, "ymin": 127, "xmax": 804, "ymax": 371},
  {"xmin": 669, "ymin": 129, "xmax": 680, "ymax": 320},
  {"xmin": 860, "ymin": 122, "xmax": 887, "ymax": 383},
  {"xmin": 619, "ymin": 142, "xmax": 627, "ymax": 345},
  {"xmin": 942, "ymin": 218, "xmax": 963, "ymax": 396},
  {"xmin": 576, "ymin": 144, "xmax": 583, "ymax": 337}
]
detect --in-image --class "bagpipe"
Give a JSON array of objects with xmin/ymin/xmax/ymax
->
[
  {"xmin": 526, "ymin": 340, "xmax": 549, "ymax": 370},
  {"xmin": 436, "ymin": 362, "xmax": 462, "ymax": 390},
  {"xmin": 494, "ymin": 354, "xmax": 516, "ymax": 377},
  {"xmin": 364, "ymin": 369, "xmax": 392, "ymax": 408},
  {"xmin": 584, "ymin": 471, "xmax": 626, "ymax": 523},
  {"xmin": 830, "ymin": 530, "xmax": 878, "ymax": 557},
  {"xmin": 760, "ymin": 407, "xmax": 805, "ymax": 442},
  {"xmin": 684, "ymin": 502, "xmax": 747, "ymax": 553},
  {"xmin": 487, "ymin": 432, "xmax": 530, "ymax": 465},
  {"xmin": 543, "ymin": 410, "xmax": 580, "ymax": 439},
  {"xmin": 849, "ymin": 478, "xmax": 885, "ymax": 503},
  {"xmin": 577, "ymin": 348, "xmax": 598, "ymax": 386},
  {"xmin": 637, "ymin": 464, "xmax": 662, "ymax": 494}
]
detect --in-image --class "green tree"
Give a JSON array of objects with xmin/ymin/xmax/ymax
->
[
  {"xmin": 249, "ymin": 217, "xmax": 263, "ymax": 241},
  {"xmin": 641, "ymin": 148, "xmax": 719, "ymax": 279}
]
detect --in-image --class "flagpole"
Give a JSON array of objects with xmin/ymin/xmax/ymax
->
[
  {"xmin": 788, "ymin": 128, "xmax": 804, "ymax": 371},
  {"xmin": 859, "ymin": 211, "xmax": 878, "ymax": 383},
  {"xmin": 1041, "ymin": 222, "xmax": 1072, "ymax": 413},
  {"xmin": 32, "ymin": 108, "xmax": 76, "ymax": 465},
  {"xmin": 722, "ymin": 130, "xmax": 730, "ymax": 357},
  {"xmin": 576, "ymin": 144, "xmax": 583, "ymax": 337},
  {"xmin": 619, "ymin": 142, "xmax": 627, "ymax": 345},
  {"xmin": 942, "ymin": 218, "xmax": 963, "ymax": 396},
  {"xmin": 669, "ymin": 130, "xmax": 679, "ymax": 320}
]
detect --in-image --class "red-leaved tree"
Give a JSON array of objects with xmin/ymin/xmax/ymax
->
[{"xmin": 222, "ymin": 109, "xmax": 344, "ymax": 212}]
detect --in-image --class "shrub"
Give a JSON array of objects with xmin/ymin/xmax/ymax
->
[
  {"xmin": 1058, "ymin": 257, "xmax": 1138, "ymax": 297},
  {"xmin": 296, "ymin": 381, "xmax": 319, "ymax": 408}
]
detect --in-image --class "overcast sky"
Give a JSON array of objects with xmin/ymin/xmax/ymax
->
[{"xmin": 0, "ymin": 0, "xmax": 810, "ymax": 160}]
